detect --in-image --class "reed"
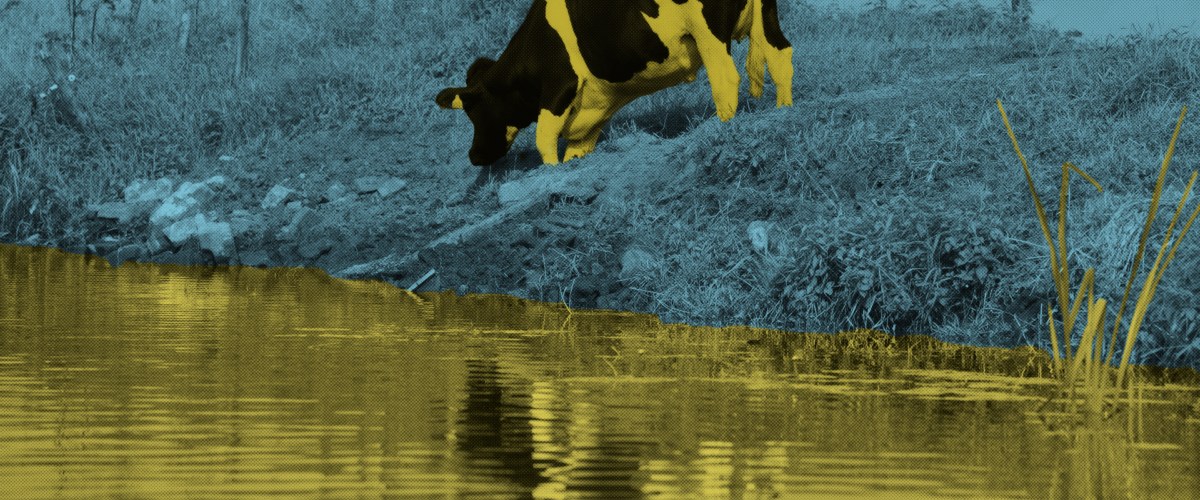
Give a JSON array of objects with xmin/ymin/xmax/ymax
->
[{"xmin": 997, "ymin": 101, "xmax": 1199, "ymax": 410}]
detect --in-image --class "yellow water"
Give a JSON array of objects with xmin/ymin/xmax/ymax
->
[{"xmin": 1, "ymin": 244, "xmax": 1198, "ymax": 499}]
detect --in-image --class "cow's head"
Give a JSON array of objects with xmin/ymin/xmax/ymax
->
[{"xmin": 436, "ymin": 58, "xmax": 530, "ymax": 166}]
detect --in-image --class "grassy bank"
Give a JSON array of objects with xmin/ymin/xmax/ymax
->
[{"xmin": 1, "ymin": 0, "xmax": 1198, "ymax": 368}]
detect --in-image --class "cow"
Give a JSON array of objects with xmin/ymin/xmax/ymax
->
[{"xmin": 435, "ymin": 0, "xmax": 794, "ymax": 166}]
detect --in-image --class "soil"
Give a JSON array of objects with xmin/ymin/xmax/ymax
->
[
  {"xmin": 15, "ymin": 47, "xmax": 1099, "ymax": 331},
  {"xmin": 62, "ymin": 121, "xmax": 715, "ymax": 318}
]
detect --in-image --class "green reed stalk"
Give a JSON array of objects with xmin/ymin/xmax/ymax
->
[{"xmin": 996, "ymin": 102, "xmax": 1199, "ymax": 395}]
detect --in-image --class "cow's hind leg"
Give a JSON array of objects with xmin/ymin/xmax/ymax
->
[
  {"xmin": 688, "ymin": 25, "xmax": 740, "ymax": 121},
  {"xmin": 756, "ymin": 0, "xmax": 794, "ymax": 107},
  {"xmin": 765, "ymin": 46, "xmax": 793, "ymax": 107},
  {"xmin": 746, "ymin": 0, "xmax": 769, "ymax": 100},
  {"xmin": 640, "ymin": 2, "xmax": 739, "ymax": 120},
  {"xmin": 750, "ymin": 41, "xmax": 793, "ymax": 107},
  {"xmin": 747, "ymin": 37, "xmax": 768, "ymax": 99}
]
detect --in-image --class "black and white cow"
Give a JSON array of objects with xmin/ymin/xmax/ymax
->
[{"xmin": 436, "ymin": 0, "xmax": 794, "ymax": 166}]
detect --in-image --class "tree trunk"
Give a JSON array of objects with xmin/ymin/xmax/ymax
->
[
  {"xmin": 37, "ymin": 37, "xmax": 87, "ymax": 134},
  {"xmin": 68, "ymin": 0, "xmax": 76, "ymax": 57},
  {"xmin": 1011, "ymin": 0, "xmax": 1032, "ymax": 23},
  {"xmin": 90, "ymin": 2, "xmax": 99, "ymax": 47},
  {"xmin": 178, "ymin": 10, "xmax": 190, "ymax": 54},
  {"xmin": 179, "ymin": 0, "xmax": 198, "ymax": 60},
  {"xmin": 234, "ymin": 0, "xmax": 250, "ymax": 82},
  {"xmin": 128, "ymin": 0, "xmax": 142, "ymax": 34}
]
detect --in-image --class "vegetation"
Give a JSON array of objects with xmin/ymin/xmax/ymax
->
[
  {"xmin": 1, "ymin": 0, "xmax": 1198, "ymax": 369},
  {"xmin": 999, "ymin": 101, "xmax": 1197, "ymax": 422}
]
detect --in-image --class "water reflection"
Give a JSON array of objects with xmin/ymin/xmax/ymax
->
[
  {"xmin": 457, "ymin": 358, "xmax": 543, "ymax": 495},
  {"xmin": 1, "ymin": 244, "xmax": 1198, "ymax": 499}
]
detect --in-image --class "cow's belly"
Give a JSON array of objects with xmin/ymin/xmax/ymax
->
[
  {"xmin": 627, "ymin": 34, "xmax": 703, "ymax": 87},
  {"xmin": 561, "ymin": 36, "xmax": 702, "ymax": 140}
]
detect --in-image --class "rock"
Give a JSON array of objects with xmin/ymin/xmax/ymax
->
[
  {"xmin": 104, "ymin": 244, "xmax": 145, "ymax": 267},
  {"xmin": 240, "ymin": 250, "xmax": 272, "ymax": 268},
  {"xmin": 619, "ymin": 245, "xmax": 661, "ymax": 281},
  {"xmin": 298, "ymin": 239, "xmax": 334, "ymax": 259}
]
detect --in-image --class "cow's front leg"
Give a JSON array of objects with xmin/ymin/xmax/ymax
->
[{"xmin": 536, "ymin": 108, "xmax": 569, "ymax": 165}]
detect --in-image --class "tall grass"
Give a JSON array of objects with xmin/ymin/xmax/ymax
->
[{"xmin": 998, "ymin": 100, "xmax": 1198, "ymax": 403}]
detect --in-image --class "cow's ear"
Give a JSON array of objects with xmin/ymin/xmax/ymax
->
[
  {"xmin": 436, "ymin": 88, "xmax": 470, "ymax": 109},
  {"xmin": 465, "ymin": 57, "xmax": 498, "ymax": 84}
]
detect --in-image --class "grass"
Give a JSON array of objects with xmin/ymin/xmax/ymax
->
[
  {"xmin": 1, "ymin": 0, "xmax": 1199, "ymax": 369},
  {"xmin": 997, "ymin": 99, "xmax": 1197, "ymax": 494},
  {"xmin": 999, "ymin": 101, "xmax": 1199, "ymax": 421}
]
